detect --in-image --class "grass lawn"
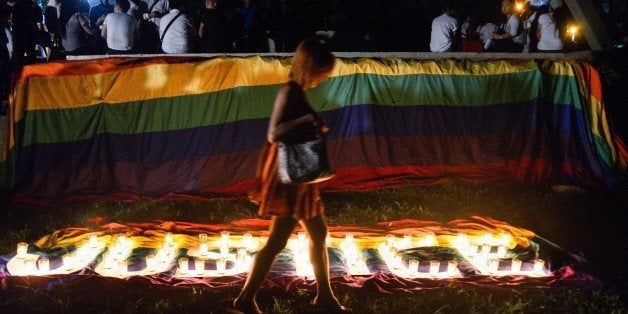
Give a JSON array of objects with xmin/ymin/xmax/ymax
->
[{"xmin": 0, "ymin": 182, "xmax": 626, "ymax": 312}]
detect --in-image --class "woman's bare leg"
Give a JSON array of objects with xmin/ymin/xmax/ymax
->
[
  {"xmin": 301, "ymin": 214, "xmax": 342, "ymax": 308},
  {"xmin": 234, "ymin": 215, "xmax": 297, "ymax": 313}
]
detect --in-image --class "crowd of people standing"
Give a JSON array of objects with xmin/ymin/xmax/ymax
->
[{"xmin": 430, "ymin": 0, "xmax": 571, "ymax": 52}]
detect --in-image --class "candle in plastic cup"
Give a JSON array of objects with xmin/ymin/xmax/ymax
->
[
  {"xmin": 243, "ymin": 233, "xmax": 254, "ymax": 250},
  {"xmin": 345, "ymin": 233, "xmax": 353, "ymax": 242},
  {"xmin": 165, "ymin": 232, "xmax": 174, "ymax": 247},
  {"xmin": 424, "ymin": 232, "xmax": 436, "ymax": 246},
  {"xmin": 217, "ymin": 258, "xmax": 226, "ymax": 274},
  {"xmin": 146, "ymin": 255, "xmax": 156, "ymax": 271},
  {"xmin": 408, "ymin": 259, "xmax": 419, "ymax": 275},
  {"xmin": 429, "ymin": 260, "xmax": 440, "ymax": 276},
  {"xmin": 533, "ymin": 259, "xmax": 545, "ymax": 273},
  {"xmin": 220, "ymin": 231, "xmax": 230, "ymax": 245},
  {"xmin": 394, "ymin": 253, "xmax": 403, "ymax": 267},
  {"xmin": 89, "ymin": 235, "xmax": 99, "ymax": 248},
  {"xmin": 220, "ymin": 243, "xmax": 229, "ymax": 257},
  {"xmin": 198, "ymin": 233, "xmax": 208, "ymax": 244},
  {"xmin": 386, "ymin": 234, "xmax": 395, "ymax": 247},
  {"xmin": 489, "ymin": 259, "xmax": 499, "ymax": 273},
  {"xmin": 118, "ymin": 234, "xmax": 126, "ymax": 246},
  {"xmin": 63, "ymin": 254, "xmax": 74, "ymax": 270},
  {"xmin": 195, "ymin": 259, "xmax": 205, "ymax": 275},
  {"xmin": 447, "ymin": 261, "xmax": 458, "ymax": 276},
  {"xmin": 325, "ymin": 232, "xmax": 331, "ymax": 247},
  {"xmin": 118, "ymin": 260, "xmax": 127, "ymax": 276},
  {"xmin": 497, "ymin": 246, "xmax": 507, "ymax": 258},
  {"xmin": 511, "ymin": 258, "xmax": 522, "ymax": 272},
  {"xmin": 178, "ymin": 258, "xmax": 188, "ymax": 275},
  {"xmin": 481, "ymin": 233, "xmax": 493, "ymax": 245},
  {"xmin": 199, "ymin": 242, "xmax": 209, "ymax": 256},
  {"xmin": 481, "ymin": 245, "xmax": 491, "ymax": 259},
  {"xmin": 17, "ymin": 242, "xmax": 28, "ymax": 259},
  {"xmin": 402, "ymin": 234, "xmax": 413, "ymax": 248},
  {"xmin": 38, "ymin": 258, "xmax": 50, "ymax": 273},
  {"xmin": 297, "ymin": 231, "xmax": 307, "ymax": 246},
  {"xmin": 103, "ymin": 253, "xmax": 114, "ymax": 270}
]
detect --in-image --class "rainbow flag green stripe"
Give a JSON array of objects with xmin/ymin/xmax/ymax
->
[
  {"xmin": 17, "ymin": 71, "xmax": 542, "ymax": 146},
  {"xmin": 1, "ymin": 57, "xmax": 625, "ymax": 199}
]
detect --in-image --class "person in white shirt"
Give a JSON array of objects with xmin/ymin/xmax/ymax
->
[
  {"xmin": 532, "ymin": 5, "xmax": 564, "ymax": 52},
  {"xmin": 429, "ymin": 2, "xmax": 458, "ymax": 52},
  {"xmin": 101, "ymin": 0, "xmax": 137, "ymax": 54},
  {"xmin": 486, "ymin": 0, "xmax": 525, "ymax": 52},
  {"xmin": 159, "ymin": 0, "xmax": 195, "ymax": 53}
]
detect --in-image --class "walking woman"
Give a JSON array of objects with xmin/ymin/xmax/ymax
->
[{"xmin": 232, "ymin": 37, "xmax": 349, "ymax": 314}]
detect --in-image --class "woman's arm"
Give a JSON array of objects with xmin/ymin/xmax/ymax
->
[{"xmin": 267, "ymin": 85, "xmax": 315, "ymax": 143}]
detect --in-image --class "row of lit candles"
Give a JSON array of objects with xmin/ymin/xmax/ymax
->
[{"xmin": 12, "ymin": 231, "xmax": 546, "ymax": 277}]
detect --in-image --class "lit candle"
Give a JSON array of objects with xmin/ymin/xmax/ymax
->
[
  {"xmin": 165, "ymin": 232, "xmax": 174, "ymax": 247},
  {"xmin": 497, "ymin": 246, "xmax": 507, "ymax": 258},
  {"xmin": 198, "ymin": 233, "xmax": 208, "ymax": 244},
  {"xmin": 325, "ymin": 232, "xmax": 331, "ymax": 247},
  {"xmin": 118, "ymin": 234, "xmax": 126, "ymax": 246},
  {"xmin": 386, "ymin": 234, "xmax": 395, "ymax": 248},
  {"xmin": 220, "ymin": 231, "xmax": 230, "ymax": 246},
  {"xmin": 89, "ymin": 235, "xmax": 99, "ymax": 248},
  {"xmin": 236, "ymin": 248, "xmax": 247, "ymax": 268},
  {"xmin": 17, "ymin": 242, "xmax": 28, "ymax": 259},
  {"xmin": 217, "ymin": 258, "xmax": 226, "ymax": 274},
  {"xmin": 63, "ymin": 254, "xmax": 74, "ymax": 270},
  {"xmin": 118, "ymin": 260, "xmax": 127, "ymax": 276},
  {"xmin": 568, "ymin": 26, "xmax": 577, "ymax": 42},
  {"xmin": 481, "ymin": 233, "xmax": 493, "ymax": 245},
  {"xmin": 455, "ymin": 233, "xmax": 470, "ymax": 251},
  {"xmin": 533, "ymin": 259, "xmax": 545, "ymax": 273},
  {"xmin": 178, "ymin": 257, "xmax": 188, "ymax": 275},
  {"xmin": 423, "ymin": 232, "xmax": 436, "ymax": 246},
  {"xmin": 499, "ymin": 234, "xmax": 511, "ymax": 246},
  {"xmin": 489, "ymin": 259, "xmax": 499, "ymax": 273},
  {"xmin": 408, "ymin": 259, "xmax": 419, "ymax": 275},
  {"xmin": 199, "ymin": 242, "xmax": 209, "ymax": 256},
  {"xmin": 511, "ymin": 258, "xmax": 522, "ymax": 272},
  {"xmin": 195, "ymin": 259, "xmax": 205, "ymax": 275},
  {"xmin": 298, "ymin": 231, "xmax": 307, "ymax": 249},
  {"xmin": 394, "ymin": 253, "xmax": 403, "ymax": 268},
  {"xmin": 429, "ymin": 260, "xmax": 440, "ymax": 277},
  {"xmin": 469, "ymin": 245, "xmax": 479, "ymax": 256},
  {"xmin": 220, "ymin": 243, "xmax": 229, "ymax": 257},
  {"xmin": 38, "ymin": 258, "xmax": 50, "ymax": 273},
  {"xmin": 146, "ymin": 255, "xmax": 156, "ymax": 271},
  {"xmin": 481, "ymin": 245, "xmax": 491, "ymax": 259},
  {"xmin": 103, "ymin": 253, "xmax": 114, "ymax": 270},
  {"xmin": 402, "ymin": 234, "xmax": 413, "ymax": 248},
  {"xmin": 345, "ymin": 233, "xmax": 354, "ymax": 242},
  {"xmin": 447, "ymin": 261, "xmax": 458, "ymax": 276},
  {"xmin": 243, "ymin": 233, "xmax": 254, "ymax": 250},
  {"xmin": 515, "ymin": 1, "xmax": 523, "ymax": 12}
]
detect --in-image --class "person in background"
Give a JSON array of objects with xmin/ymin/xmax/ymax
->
[
  {"xmin": 9, "ymin": 0, "xmax": 42, "ymax": 64},
  {"xmin": 89, "ymin": 0, "xmax": 113, "ymax": 30},
  {"xmin": 159, "ymin": 0, "xmax": 194, "ymax": 53},
  {"xmin": 101, "ymin": 0, "xmax": 136, "ymax": 54},
  {"xmin": 486, "ymin": 0, "xmax": 525, "ymax": 52},
  {"xmin": 533, "ymin": 4, "xmax": 564, "ymax": 52},
  {"xmin": 232, "ymin": 36, "xmax": 349, "ymax": 314},
  {"xmin": 238, "ymin": 0, "xmax": 263, "ymax": 52},
  {"xmin": 429, "ymin": 2, "xmax": 458, "ymax": 52},
  {"xmin": 199, "ymin": 0, "xmax": 230, "ymax": 52},
  {"xmin": 59, "ymin": 0, "xmax": 98, "ymax": 55},
  {"xmin": 477, "ymin": 13, "xmax": 498, "ymax": 50}
]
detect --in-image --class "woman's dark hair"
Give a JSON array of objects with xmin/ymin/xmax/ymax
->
[
  {"xmin": 115, "ymin": 0, "xmax": 130, "ymax": 13},
  {"xmin": 58, "ymin": 0, "xmax": 80, "ymax": 38}
]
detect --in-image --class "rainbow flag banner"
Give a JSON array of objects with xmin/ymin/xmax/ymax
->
[{"xmin": 1, "ymin": 56, "xmax": 626, "ymax": 201}]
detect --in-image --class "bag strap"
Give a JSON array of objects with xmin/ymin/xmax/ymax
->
[{"xmin": 160, "ymin": 11, "xmax": 183, "ymax": 42}]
